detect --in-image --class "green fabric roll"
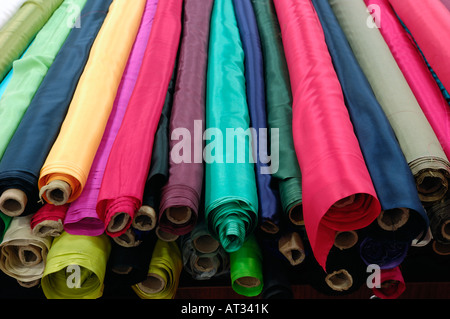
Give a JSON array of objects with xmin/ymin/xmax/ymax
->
[
  {"xmin": 41, "ymin": 231, "xmax": 111, "ymax": 299},
  {"xmin": 204, "ymin": 0, "xmax": 259, "ymax": 253},
  {"xmin": 0, "ymin": 0, "xmax": 87, "ymax": 160},
  {"xmin": 250, "ymin": 0, "xmax": 303, "ymax": 224},
  {"xmin": 0, "ymin": 0, "xmax": 64, "ymax": 82},
  {"xmin": 230, "ymin": 235, "xmax": 263, "ymax": 297}
]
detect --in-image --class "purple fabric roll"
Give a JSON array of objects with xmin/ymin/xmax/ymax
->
[
  {"xmin": 63, "ymin": 0, "xmax": 159, "ymax": 236},
  {"xmin": 158, "ymin": 0, "xmax": 214, "ymax": 236}
]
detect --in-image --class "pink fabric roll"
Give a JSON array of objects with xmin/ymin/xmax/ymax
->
[
  {"xmin": 388, "ymin": 0, "xmax": 450, "ymax": 92},
  {"xmin": 441, "ymin": 0, "xmax": 450, "ymax": 10},
  {"xmin": 365, "ymin": 0, "xmax": 450, "ymax": 157},
  {"xmin": 63, "ymin": 0, "xmax": 159, "ymax": 236},
  {"xmin": 272, "ymin": 0, "xmax": 380, "ymax": 270},
  {"xmin": 372, "ymin": 266, "xmax": 406, "ymax": 299}
]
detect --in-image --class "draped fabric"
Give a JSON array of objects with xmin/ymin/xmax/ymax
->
[
  {"xmin": 387, "ymin": 0, "xmax": 450, "ymax": 93},
  {"xmin": 328, "ymin": 0, "xmax": 450, "ymax": 205},
  {"xmin": 0, "ymin": 0, "xmax": 87, "ymax": 163},
  {"xmin": 0, "ymin": 0, "xmax": 28, "ymax": 30},
  {"xmin": 158, "ymin": 0, "xmax": 214, "ymax": 236},
  {"xmin": 96, "ymin": 0, "xmax": 183, "ymax": 238},
  {"xmin": 366, "ymin": 0, "xmax": 450, "ymax": 158},
  {"xmin": 204, "ymin": 0, "xmax": 259, "ymax": 254},
  {"xmin": 0, "ymin": 0, "xmax": 63, "ymax": 82},
  {"xmin": 250, "ymin": 0, "xmax": 303, "ymax": 227},
  {"xmin": 63, "ymin": 0, "xmax": 159, "ymax": 237},
  {"xmin": 311, "ymin": 0, "xmax": 428, "ymax": 244},
  {"xmin": 30, "ymin": 204, "xmax": 69, "ymax": 238},
  {"xmin": 38, "ymin": 0, "xmax": 147, "ymax": 206},
  {"xmin": 132, "ymin": 239, "xmax": 182, "ymax": 299},
  {"xmin": 0, "ymin": 0, "xmax": 112, "ymax": 221},
  {"xmin": 0, "ymin": 215, "xmax": 52, "ymax": 287},
  {"xmin": 273, "ymin": 0, "xmax": 380, "ymax": 270},
  {"xmin": 233, "ymin": 0, "xmax": 280, "ymax": 232},
  {"xmin": 372, "ymin": 267, "xmax": 406, "ymax": 299},
  {"xmin": 41, "ymin": 232, "xmax": 111, "ymax": 299}
]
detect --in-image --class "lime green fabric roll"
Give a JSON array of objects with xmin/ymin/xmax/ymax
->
[
  {"xmin": 230, "ymin": 235, "xmax": 263, "ymax": 297},
  {"xmin": 0, "ymin": 0, "xmax": 87, "ymax": 160},
  {"xmin": 204, "ymin": 0, "xmax": 259, "ymax": 253},
  {"xmin": 0, "ymin": 0, "xmax": 64, "ymax": 82},
  {"xmin": 132, "ymin": 239, "xmax": 182, "ymax": 299},
  {"xmin": 41, "ymin": 231, "xmax": 111, "ymax": 299}
]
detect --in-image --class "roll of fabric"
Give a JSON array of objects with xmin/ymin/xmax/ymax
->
[
  {"xmin": 104, "ymin": 229, "xmax": 158, "ymax": 290},
  {"xmin": 0, "ymin": 70, "xmax": 13, "ymax": 99},
  {"xmin": 359, "ymin": 236, "xmax": 410, "ymax": 269},
  {"xmin": 426, "ymin": 195, "xmax": 450, "ymax": 244},
  {"xmin": 441, "ymin": 0, "xmax": 450, "ymax": 11},
  {"xmin": 0, "ymin": 213, "xmax": 12, "ymax": 242},
  {"xmin": 0, "ymin": 0, "xmax": 63, "ymax": 82},
  {"xmin": 273, "ymin": 0, "xmax": 380, "ymax": 270},
  {"xmin": 261, "ymin": 244, "xmax": 293, "ymax": 299},
  {"xmin": 30, "ymin": 203, "xmax": 69, "ymax": 238},
  {"xmin": 63, "ymin": 0, "xmax": 159, "ymax": 237},
  {"xmin": 158, "ymin": 0, "xmax": 214, "ymax": 236},
  {"xmin": 0, "ymin": 0, "xmax": 28, "ymax": 30},
  {"xmin": 204, "ymin": 0, "xmax": 259, "ymax": 254},
  {"xmin": 38, "ymin": 0, "xmax": 147, "ymax": 206},
  {"xmin": 190, "ymin": 218, "xmax": 220, "ymax": 255},
  {"xmin": 388, "ymin": 0, "xmax": 450, "ymax": 93},
  {"xmin": 328, "ymin": 0, "xmax": 450, "ymax": 205},
  {"xmin": 132, "ymin": 239, "xmax": 182, "ymax": 299},
  {"xmin": 311, "ymin": 0, "xmax": 428, "ymax": 244},
  {"xmin": 229, "ymin": 235, "xmax": 263, "ymax": 297},
  {"xmin": 96, "ymin": 0, "xmax": 183, "ymax": 238},
  {"xmin": 0, "ymin": 0, "xmax": 112, "ymax": 220},
  {"xmin": 0, "ymin": 215, "xmax": 52, "ymax": 287},
  {"xmin": 372, "ymin": 267, "xmax": 406, "ymax": 299},
  {"xmin": 140, "ymin": 65, "xmax": 177, "ymax": 232},
  {"xmin": 366, "ymin": 0, "xmax": 450, "ymax": 158},
  {"xmin": 0, "ymin": 0, "xmax": 87, "ymax": 163},
  {"xmin": 233, "ymin": 0, "xmax": 280, "ymax": 233},
  {"xmin": 41, "ymin": 231, "xmax": 111, "ymax": 299},
  {"xmin": 250, "ymin": 0, "xmax": 303, "ymax": 227}
]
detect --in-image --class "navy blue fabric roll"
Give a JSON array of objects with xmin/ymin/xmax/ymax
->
[
  {"xmin": 232, "ymin": 0, "xmax": 281, "ymax": 232},
  {"xmin": 359, "ymin": 236, "xmax": 410, "ymax": 270},
  {"xmin": 311, "ymin": 0, "xmax": 428, "ymax": 243},
  {"xmin": 0, "ymin": 0, "xmax": 112, "ymax": 216}
]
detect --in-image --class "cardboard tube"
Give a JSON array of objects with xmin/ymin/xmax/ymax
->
[
  {"xmin": 441, "ymin": 219, "xmax": 450, "ymax": 240},
  {"xmin": 193, "ymin": 234, "xmax": 220, "ymax": 254},
  {"xmin": 278, "ymin": 232, "xmax": 306, "ymax": 266},
  {"xmin": 432, "ymin": 240, "xmax": 450, "ymax": 255},
  {"xmin": 333, "ymin": 194, "xmax": 356, "ymax": 208},
  {"xmin": 165, "ymin": 206, "xmax": 192, "ymax": 225},
  {"xmin": 288, "ymin": 204, "xmax": 304, "ymax": 226},
  {"xmin": 107, "ymin": 212, "xmax": 131, "ymax": 234},
  {"xmin": 325, "ymin": 269, "xmax": 353, "ymax": 292},
  {"xmin": 39, "ymin": 180, "xmax": 71, "ymax": 206},
  {"xmin": 156, "ymin": 226, "xmax": 179, "ymax": 242},
  {"xmin": 194, "ymin": 256, "xmax": 215, "ymax": 273},
  {"xmin": 0, "ymin": 188, "xmax": 27, "ymax": 216},
  {"xmin": 377, "ymin": 208, "xmax": 410, "ymax": 231},
  {"xmin": 334, "ymin": 231, "xmax": 359, "ymax": 250},
  {"xmin": 138, "ymin": 273, "xmax": 165, "ymax": 294},
  {"xmin": 18, "ymin": 246, "xmax": 42, "ymax": 266},
  {"xmin": 18, "ymin": 279, "xmax": 40, "ymax": 288},
  {"xmin": 236, "ymin": 276, "xmax": 261, "ymax": 289},
  {"xmin": 260, "ymin": 220, "xmax": 279, "ymax": 234},
  {"xmin": 112, "ymin": 228, "xmax": 141, "ymax": 248},
  {"xmin": 133, "ymin": 206, "xmax": 157, "ymax": 231},
  {"xmin": 32, "ymin": 220, "xmax": 64, "ymax": 238}
]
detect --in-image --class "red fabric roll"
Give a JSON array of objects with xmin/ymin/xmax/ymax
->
[
  {"xmin": 272, "ymin": 0, "xmax": 380, "ymax": 270},
  {"xmin": 96, "ymin": 0, "xmax": 183, "ymax": 238},
  {"xmin": 388, "ymin": 0, "xmax": 450, "ymax": 92},
  {"xmin": 372, "ymin": 266, "xmax": 406, "ymax": 299},
  {"xmin": 30, "ymin": 203, "xmax": 69, "ymax": 237}
]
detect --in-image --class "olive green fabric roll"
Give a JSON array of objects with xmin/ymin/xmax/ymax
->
[
  {"xmin": 250, "ymin": 0, "xmax": 303, "ymax": 225},
  {"xmin": 41, "ymin": 231, "xmax": 111, "ymax": 299},
  {"xmin": 204, "ymin": 0, "xmax": 259, "ymax": 253},
  {"xmin": 328, "ymin": 0, "xmax": 450, "ymax": 204},
  {"xmin": 230, "ymin": 235, "xmax": 263, "ymax": 297},
  {"xmin": 0, "ymin": 0, "xmax": 64, "ymax": 82}
]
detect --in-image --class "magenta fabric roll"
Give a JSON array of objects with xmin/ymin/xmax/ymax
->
[
  {"xmin": 158, "ymin": 0, "xmax": 214, "ymax": 235},
  {"xmin": 441, "ymin": 0, "xmax": 450, "ymax": 10},
  {"xmin": 63, "ymin": 0, "xmax": 159, "ymax": 236},
  {"xmin": 365, "ymin": 0, "xmax": 450, "ymax": 157}
]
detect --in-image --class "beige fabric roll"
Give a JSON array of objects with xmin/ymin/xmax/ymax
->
[{"xmin": 328, "ymin": 0, "xmax": 450, "ymax": 204}]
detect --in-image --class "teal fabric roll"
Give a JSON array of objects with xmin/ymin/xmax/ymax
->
[{"xmin": 204, "ymin": 0, "xmax": 259, "ymax": 253}]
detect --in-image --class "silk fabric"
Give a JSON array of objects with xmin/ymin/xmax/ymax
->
[{"xmin": 0, "ymin": 0, "xmax": 28, "ymax": 30}]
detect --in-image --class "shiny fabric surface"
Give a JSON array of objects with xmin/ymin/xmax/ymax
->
[
  {"xmin": 38, "ymin": 0, "xmax": 147, "ymax": 205},
  {"xmin": 312, "ymin": 0, "xmax": 428, "ymax": 244},
  {"xmin": 388, "ymin": 0, "xmax": 450, "ymax": 93},
  {"xmin": 0, "ymin": 0, "xmax": 112, "ymax": 219},
  {"xmin": 0, "ymin": 0, "xmax": 28, "ymax": 30},
  {"xmin": 328, "ymin": 0, "xmax": 450, "ymax": 205},
  {"xmin": 0, "ymin": 0, "xmax": 63, "ymax": 81},
  {"xmin": 63, "ymin": 0, "xmax": 159, "ymax": 237},
  {"xmin": 158, "ymin": 0, "xmax": 214, "ymax": 236},
  {"xmin": 204, "ymin": 0, "xmax": 259, "ymax": 253},
  {"xmin": 273, "ymin": 0, "xmax": 380, "ymax": 270},
  {"xmin": 96, "ymin": 0, "xmax": 183, "ymax": 238}
]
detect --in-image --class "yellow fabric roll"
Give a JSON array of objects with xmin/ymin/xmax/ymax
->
[
  {"xmin": 132, "ymin": 239, "xmax": 183, "ymax": 299},
  {"xmin": 41, "ymin": 231, "xmax": 111, "ymax": 299},
  {"xmin": 38, "ymin": 0, "xmax": 147, "ymax": 205},
  {"xmin": 0, "ymin": 214, "xmax": 52, "ymax": 287}
]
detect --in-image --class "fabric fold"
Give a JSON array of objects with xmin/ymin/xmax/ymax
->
[{"xmin": 273, "ymin": 0, "xmax": 380, "ymax": 270}]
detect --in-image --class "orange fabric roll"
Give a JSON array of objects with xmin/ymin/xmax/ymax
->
[{"xmin": 38, "ymin": 0, "xmax": 147, "ymax": 205}]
